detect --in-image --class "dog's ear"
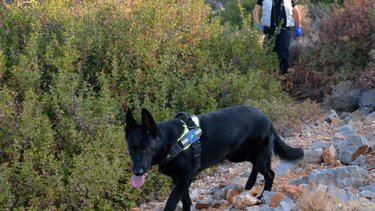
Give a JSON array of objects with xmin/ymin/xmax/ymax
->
[
  {"xmin": 125, "ymin": 109, "xmax": 137, "ymax": 133},
  {"xmin": 141, "ymin": 108, "xmax": 157, "ymax": 137}
]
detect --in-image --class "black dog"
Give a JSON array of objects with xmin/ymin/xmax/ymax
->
[{"xmin": 125, "ymin": 105, "xmax": 303, "ymax": 211}]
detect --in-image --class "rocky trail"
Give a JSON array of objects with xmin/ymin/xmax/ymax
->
[{"xmin": 138, "ymin": 104, "xmax": 375, "ymax": 211}]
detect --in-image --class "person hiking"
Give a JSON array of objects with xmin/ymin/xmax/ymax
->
[{"xmin": 253, "ymin": 0, "xmax": 302, "ymax": 75}]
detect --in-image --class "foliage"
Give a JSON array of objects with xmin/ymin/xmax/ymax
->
[
  {"xmin": 289, "ymin": 0, "xmax": 375, "ymax": 100},
  {"xmin": 219, "ymin": 0, "xmax": 256, "ymax": 27},
  {"xmin": 0, "ymin": 0, "xmax": 294, "ymax": 209}
]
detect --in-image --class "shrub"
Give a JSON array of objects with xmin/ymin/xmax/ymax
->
[
  {"xmin": 219, "ymin": 0, "xmax": 256, "ymax": 27},
  {"xmin": 289, "ymin": 0, "xmax": 375, "ymax": 100},
  {"xmin": 0, "ymin": 0, "xmax": 299, "ymax": 209}
]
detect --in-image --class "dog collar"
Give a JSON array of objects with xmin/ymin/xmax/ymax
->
[{"xmin": 162, "ymin": 113, "xmax": 202, "ymax": 164}]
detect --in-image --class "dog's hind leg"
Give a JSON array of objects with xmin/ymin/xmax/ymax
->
[
  {"xmin": 256, "ymin": 142, "xmax": 275, "ymax": 198},
  {"xmin": 181, "ymin": 189, "xmax": 192, "ymax": 211},
  {"xmin": 245, "ymin": 164, "xmax": 258, "ymax": 190}
]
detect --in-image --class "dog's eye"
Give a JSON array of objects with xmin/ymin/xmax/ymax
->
[{"xmin": 143, "ymin": 147, "xmax": 151, "ymax": 152}]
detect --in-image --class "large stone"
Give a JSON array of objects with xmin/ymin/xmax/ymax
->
[
  {"xmin": 350, "ymin": 154, "xmax": 367, "ymax": 167},
  {"xmin": 332, "ymin": 132, "xmax": 346, "ymax": 148},
  {"xmin": 359, "ymin": 89, "xmax": 375, "ymax": 114},
  {"xmin": 303, "ymin": 148, "xmax": 323, "ymax": 163},
  {"xmin": 339, "ymin": 125, "xmax": 356, "ymax": 137},
  {"xmin": 316, "ymin": 184, "xmax": 357, "ymax": 201},
  {"xmin": 350, "ymin": 110, "xmax": 366, "ymax": 122},
  {"xmin": 289, "ymin": 176, "xmax": 309, "ymax": 186},
  {"xmin": 311, "ymin": 140, "xmax": 331, "ymax": 150},
  {"xmin": 358, "ymin": 190, "xmax": 375, "ymax": 200},
  {"xmin": 359, "ymin": 182, "xmax": 375, "ymax": 193},
  {"xmin": 275, "ymin": 162, "xmax": 295, "ymax": 176},
  {"xmin": 232, "ymin": 192, "xmax": 261, "ymax": 209},
  {"xmin": 367, "ymin": 110, "xmax": 375, "ymax": 122},
  {"xmin": 336, "ymin": 134, "xmax": 370, "ymax": 164},
  {"xmin": 308, "ymin": 166, "xmax": 368, "ymax": 189},
  {"xmin": 323, "ymin": 81, "xmax": 361, "ymax": 112}
]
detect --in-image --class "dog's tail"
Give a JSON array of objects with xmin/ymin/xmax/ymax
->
[{"xmin": 272, "ymin": 128, "xmax": 304, "ymax": 161}]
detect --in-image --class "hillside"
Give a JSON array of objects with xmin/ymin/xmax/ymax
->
[{"xmin": 0, "ymin": 0, "xmax": 374, "ymax": 210}]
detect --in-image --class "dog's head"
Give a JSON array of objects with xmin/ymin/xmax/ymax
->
[{"xmin": 125, "ymin": 108, "xmax": 159, "ymax": 188}]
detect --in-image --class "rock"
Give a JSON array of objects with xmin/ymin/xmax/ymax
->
[
  {"xmin": 340, "ymin": 111, "xmax": 350, "ymax": 119},
  {"xmin": 213, "ymin": 187, "xmax": 226, "ymax": 200},
  {"xmin": 226, "ymin": 189, "xmax": 241, "ymax": 203},
  {"xmin": 270, "ymin": 195, "xmax": 297, "ymax": 211},
  {"xmin": 339, "ymin": 125, "xmax": 356, "ymax": 136},
  {"xmin": 346, "ymin": 119, "xmax": 363, "ymax": 130},
  {"xmin": 350, "ymin": 110, "xmax": 366, "ymax": 122},
  {"xmin": 275, "ymin": 162, "xmax": 295, "ymax": 176},
  {"xmin": 268, "ymin": 192, "xmax": 285, "ymax": 208},
  {"xmin": 195, "ymin": 197, "xmax": 211, "ymax": 210},
  {"xmin": 332, "ymin": 160, "xmax": 342, "ymax": 167},
  {"xmin": 211, "ymin": 199, "xmax": 229, "ymax": 208},
  {"xmin": 358, "ymin": 190, "xmax": 375, "ymax": 200},
  {"xmin": 316, "ymin": 184, "xmax": 357, "ymax": 201},
  {"xmin": 325, "ymin": 109, "xmax": 340, "ymax": 125},
  {"xmin": 260, "ymin": 191, "xmax": 274, "ymax": 204},
  {"xmin": 336, "ymin": 134, "xmax": 370, "ymax": 163},
  {"xmin": 359, "ymin": 89, "xmax": 375, "ymax": 114},
  {"xmin": 359, "ymin": 182, "xmax": 375, "ymax": 193},
  {"xmin": 151, "ymin": 202, "xmax": 165, "ymax": 211},
  {"xmin": 213, "ymin": 182, "xmax": 243, "ymax": 200},
  {"xmin": 323, "ymin": 81, "xmax": 360, "ymax": 112},
  {"xmin": 232, "ymin": 192, "xmax": 261, "ymax": 209},
  {"xmin": 282, "ymin": 184, "xmax": 303, "ymax": 199},
  {"xmin": 308, "ymin": 166, "xmax": 368, "ymax": 189},
  {"xmin": 322, "ymin": 146, "xmax": 335, "ymax": 165},
  {"xmin": 190, "ymin": 188, "xmax": 206, "ymax": 202},
  {"xmin": 332, "ymin": 133, "xmax": 346, "ymax": 149},
  {"xmin": 350, "ymin": 154, "xmax": 367, "ymax": 167},
  {"xmin": 289, "ymin": 176, "xmax": 309, "ymax": 186},
  {"xmin": 365, "ymin": 132, "xmax": 375, "ymax": 146},
  {"xmin": 245, "ymin": 206, "xmax": 261, "ymax": 211},
  {"xmin": 328, "ymin": 185, "xmax": 357, "ymax": 201},
  {"xmin": 311, "ymin": 140, "xmax": 331, "ymax": 150},
  {"xmin": 303, "ymin": 148, "xmax": 323, "ymax": 163},
  {"xmin": 367, "ymin": 110, "xmax": 375, "ymax": 121}
]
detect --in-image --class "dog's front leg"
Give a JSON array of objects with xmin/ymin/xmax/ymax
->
[{"xmin": 164, "ymin": 176, "xmax": 192, "ymax": 211}]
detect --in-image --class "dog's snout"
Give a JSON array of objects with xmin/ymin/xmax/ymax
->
[{"xmin": 133, "ymin": 167, "xmax": 144, "ymax": 176}]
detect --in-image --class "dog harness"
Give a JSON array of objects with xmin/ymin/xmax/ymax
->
[{"xmin": 162, "ymin": 112, "xmax": 202, "ymax": 174}]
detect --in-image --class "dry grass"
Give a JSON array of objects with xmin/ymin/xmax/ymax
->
[
  {"xmin": 297, "ymin": 185, "xmax": 375, "ymax": 211},
  {"xmin": 297, "ymin": 186, "xmax": 340, "ymax": 211}
]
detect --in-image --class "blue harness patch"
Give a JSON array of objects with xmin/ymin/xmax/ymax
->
[{"xmin": 161, "ymin": 113, "xmax": 202, "ymax": 174}]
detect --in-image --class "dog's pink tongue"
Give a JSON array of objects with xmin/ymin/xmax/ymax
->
[{"xmin": 130, "ymin": 175, "xmax": 145, "ymax": 189}]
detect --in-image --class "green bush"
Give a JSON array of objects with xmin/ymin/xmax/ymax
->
[
  {"xmin": 219, "ymin": 0, "xmax": 256, "ymax": 27},
  {"xmin": 0, "ymin": 0, "xmax": 293, "ymax": 209}
]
